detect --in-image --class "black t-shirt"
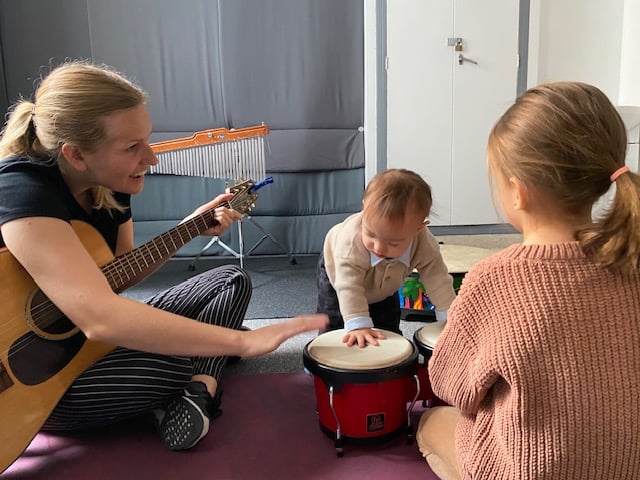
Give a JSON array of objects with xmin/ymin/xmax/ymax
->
[{"xmin": 0, "ymin": 156, "xmax": 132, "ymax": 253}]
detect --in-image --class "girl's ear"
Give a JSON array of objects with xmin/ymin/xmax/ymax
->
[
  {"xmin": 416, "ymin": 219, "xmax": 430, "ymax": 233},
  {"xmin": 510, "ymin": 177, "xmax": 529, "ymax": 211},
  {"xmin": 60, "ymin": 143, "xmax": 88, "ymax": 172}
]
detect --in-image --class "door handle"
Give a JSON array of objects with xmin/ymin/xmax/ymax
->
[{"xmin": 457, "ymin": 54, "xmax": 478, "ymax": 65}]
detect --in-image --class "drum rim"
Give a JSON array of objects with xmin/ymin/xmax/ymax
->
[
  {"xmin": 413, "ymin": 322, "xmax": 444, "ymax": 347},
  {"xmin": 304, "ymin": 329, "xmax": 415, "ymax": 371},
  {"xmin": 413, "ymin": 340, "xmax": 434, "ymax": 359},
  {"xmin": 302, "ymin": 342, "xmax": 418, "ymax": 387}
]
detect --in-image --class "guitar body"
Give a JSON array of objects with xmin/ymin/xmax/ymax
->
[{"xmin": 0, "ymin": 221, "xmax": 115, "ymax": 473}]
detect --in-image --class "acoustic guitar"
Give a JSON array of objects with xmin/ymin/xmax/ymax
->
[{"xmin": 0, "ymin": 178, "xmax": 268, "ymax": 473}]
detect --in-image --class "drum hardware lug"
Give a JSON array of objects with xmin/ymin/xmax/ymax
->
[
  {"xmin": 406, "ymin": 374, "xmax": 420, "ymax": 444},
  {"xmin": 335, "ymin": 438, "xmax": 345, "ymax": 458},
  {"xmin": 405, "ymin": 424, "xmax": 415, "ymax": 445},
  {"xmin": 329, "ymin": 386, "xmax": 343, "ymax": 456},
  {"xmin": 407, "ymin": 374, "xmax": 421, "ymax": 419}
]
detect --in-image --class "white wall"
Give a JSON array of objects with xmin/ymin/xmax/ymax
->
[
  {"xmin": 528, "ymin": 0, "xmax": 640, "ymax": 215},
  {"xmin": 364, "ymin": 1, "xmax": 638, "ymax": 224},
  {"xmin": 368, "ymin": 0, "xmax": 636, "ymax": 161},
  {"xmin": 528, "ymin": 0, "xmax": 627, "ymax": 100},
  {"xmin": 619, "ymin": 0, "xmax": 640, "ymax": 106},
  {"xmin": 616, "ymin": 0, "xmax": 640, "ymax": 172}
]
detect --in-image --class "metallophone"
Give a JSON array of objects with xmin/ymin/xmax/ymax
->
[{"xmin": 149, "ymin": 124, "xmax": 296, "ymax": 268}]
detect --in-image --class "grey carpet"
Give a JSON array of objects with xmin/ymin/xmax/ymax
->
[
  {"xmin": 122, "ymin": 254, "xmax": 427, "ymax": 375},
  {"xmin": 123, "ymin": 254, "xmax": 318, "ymax": 320},
  {"xmin": 122, "ymin": 234, "xmax": 522, "ymax": 376},
  {"xmin": 123, "ymin": 233, "xmax": 523, "ymax": 320}
]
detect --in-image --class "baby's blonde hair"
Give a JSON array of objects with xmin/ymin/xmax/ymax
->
[{"xmin": 362, "ymin": 169, "xmax": 432, "ymax": 225}]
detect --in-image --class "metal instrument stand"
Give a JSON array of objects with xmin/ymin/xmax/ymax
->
[{"xmin": 188, "ymin": 215, "xmax": 296, "ymax": 270}]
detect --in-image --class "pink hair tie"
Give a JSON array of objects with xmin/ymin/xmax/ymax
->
[{"xmin": 610, "ymin": 165, "xmax": 630, "ymax": 182}]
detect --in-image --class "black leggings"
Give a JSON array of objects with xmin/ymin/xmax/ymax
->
[
  {"xmin": 43, "ymin": 264, "xmax": 251, "ymax": 431},
  {"xmin": 316, "ymin": 252, "xmax": 402, "ymax": 335}
]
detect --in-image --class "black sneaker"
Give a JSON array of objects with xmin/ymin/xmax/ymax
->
[{"xmin": 158, "ymin": 381, "xmax": 223, "ymax": 451}]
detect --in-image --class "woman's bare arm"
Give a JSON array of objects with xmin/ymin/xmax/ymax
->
[{"xmin": 1, "ymin": 216, "xmax": 326, "ymax": 358}]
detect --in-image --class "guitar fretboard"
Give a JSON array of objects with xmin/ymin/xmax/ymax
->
[{"xmin": 99, "ymin": 182, "xmax": 255, "ymax": 292}]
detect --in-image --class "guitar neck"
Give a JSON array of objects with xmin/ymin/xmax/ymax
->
[
  {"xmin": 101, "ymin": 206, "xmax": 222, "ymax": 293},
  {"xmin": 95, "ymin": 177, "xmax": 263, "ymax": 293}
]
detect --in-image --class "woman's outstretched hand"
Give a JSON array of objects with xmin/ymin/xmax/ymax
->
[{"xmin": 240, "ymin": 314, "xmax": 329, "ymax": 358}]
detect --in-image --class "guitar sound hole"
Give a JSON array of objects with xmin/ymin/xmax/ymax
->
[{"xmin": 29, "ymin": 290, "xmax": 77, "ymax": 336}]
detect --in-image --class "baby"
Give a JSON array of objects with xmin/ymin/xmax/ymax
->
[{"xmin": 316, "ymin": 168, "xmax": 456, "ymax": 347}]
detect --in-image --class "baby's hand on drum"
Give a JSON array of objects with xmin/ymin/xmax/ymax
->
[{"xmin": 342, "ymin": 328, "xmax": 386, "ymax": 348}]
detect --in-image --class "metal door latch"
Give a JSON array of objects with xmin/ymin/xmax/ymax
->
[{"xmin": 457, "ymin": 53, "xmax": 478, "ymax": 65}]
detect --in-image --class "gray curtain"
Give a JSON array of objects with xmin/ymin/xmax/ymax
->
[
  {"xmin": 0, "ymin": 0, "xmax": 365, "ymax": 255},
  {"xmin": 0, "ymin": 0, "xmax": 364, "ymax": 172}
]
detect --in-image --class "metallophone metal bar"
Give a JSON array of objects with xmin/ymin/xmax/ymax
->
[{"xmin": 149, "ymin": 124, "xmax": 296, "ymax": 269}]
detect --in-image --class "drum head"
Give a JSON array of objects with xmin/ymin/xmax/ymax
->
[
  {"xmin": 306, "ymin": 329, "xmax": 414, "ymax": 370},
  {"xmin": 415, "ymin": 321, "xmax": 446, "ymax": 348}
]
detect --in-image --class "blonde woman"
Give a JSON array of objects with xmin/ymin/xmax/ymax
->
[{"xmin": 0, "ymin": 61, "xmax": 326, "ymax": 454}]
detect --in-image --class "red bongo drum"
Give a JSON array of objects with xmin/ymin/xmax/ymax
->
[
  {"xmin": 303, "ymin": 329, "xmax": 420, "ymax": 456},
  {"xmin": 413, "ymin": 321, "xmax": 446, "ymax": 407}
]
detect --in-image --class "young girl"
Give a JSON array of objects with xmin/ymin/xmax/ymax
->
[
  {"xmin": 0, "ymin": 61, "xmax": 327, "ymax": 459},
  {"xmin": 416, "ymin": 82, "xmax": 640, "ymax": 479}
]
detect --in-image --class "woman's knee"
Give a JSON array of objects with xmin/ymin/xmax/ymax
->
[
  {"xmin": 225, "ymin": 264, "xmax": 252, "ymax": 291},
  {"xmin": 203, "ymin": 264, "xmax": 252, "ymax": 296}
]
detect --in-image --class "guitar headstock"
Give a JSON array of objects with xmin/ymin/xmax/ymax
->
[{"xmin": 227, "ymin": 179, "xmax": 259, "ymax": 216}]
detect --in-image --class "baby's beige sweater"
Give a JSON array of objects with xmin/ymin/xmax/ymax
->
[
  {"xmin": 430, "ymin": 242, "xmax": 640, "ymax": 479},
  {"xmin": 323, "ymin": 212, "xmax": 456, "ymax": 327}
]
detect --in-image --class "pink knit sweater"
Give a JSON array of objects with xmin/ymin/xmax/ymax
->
[{"xmin": 429, "ymin": 242, "xmax": 640, "ymax": 479}]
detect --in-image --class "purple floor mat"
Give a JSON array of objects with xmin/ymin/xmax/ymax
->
[{"xmin": 4, "ymin": 372, "xmax": 438, "ymax": 480}]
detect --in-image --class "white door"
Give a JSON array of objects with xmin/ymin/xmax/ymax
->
[{"xmin": 386, "ymin": 0, "xmax": 520, "ymax": 225}]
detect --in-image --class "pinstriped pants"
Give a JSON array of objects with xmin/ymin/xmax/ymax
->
[{"xmin": 43, "ymin": 264, "xmax": 251, "ymax": 431}]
